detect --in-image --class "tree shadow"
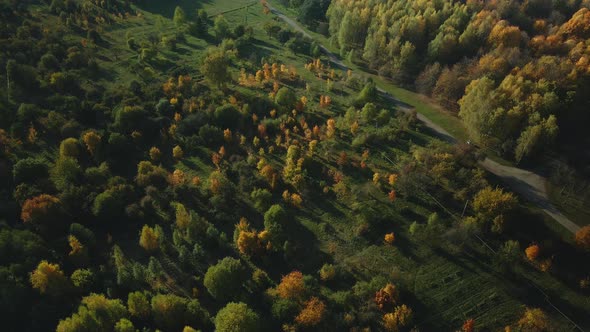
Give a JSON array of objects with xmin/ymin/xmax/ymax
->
[{"xmin": 135, "ymin": 0, "xmax": 212, "ymax": 18}]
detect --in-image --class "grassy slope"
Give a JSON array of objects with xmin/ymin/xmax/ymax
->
[{"xmin": 52, "ymin": 1, "xmax": 589, "ymax": 330}]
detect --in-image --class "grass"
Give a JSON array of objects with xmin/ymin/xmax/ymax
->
[{"xmin": 547, "ymin": 183, "xmax": 590, "ymax": 227}]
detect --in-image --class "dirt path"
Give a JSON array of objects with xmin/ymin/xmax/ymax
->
[{"xmin": 268, "ymin": 4, "xmax": 581, "ymax": 234}]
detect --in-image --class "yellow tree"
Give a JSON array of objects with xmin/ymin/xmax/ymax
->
[
  {"xmin": 139, "ymin": 225, "xmax": 159, "ymax": 252},
  {"xmin": 82, "ymin": 131, "xmax": 101, "ymax": 156},
  {"xmin": 375, "ymin": 283, "xmax": 399, "ymax": 310},
  {"xmin": 30, "ymin": 260, "xmax": 67, "ymax": 295},
  {"xmin": 149, "ymin": 147, "xmax": 162, "ymax": 162},
  {"xmin": 517, "ymin": 307, "xmax": 551, "ymax": 332},
  {"xmin": 384, "ymin": 232, "xmax": 395, "ymax": 245},
  {"xmin": 173, "ymin": 145, "xmax": 184, "ymax": 161},
  {"xmin": 276, "ymin": 271, "xmax": 305, "ymax": 300},
  {"xmin": 525, "ymin": 244, "xmax": 540, "ymax": 261},
  {"xmin": 295, "ymin": 297, "xmax": 326, "ymax": 327}
]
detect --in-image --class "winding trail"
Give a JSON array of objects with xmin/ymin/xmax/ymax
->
[{"xmin": 268, "ymin": 4, "xmax": 581, "ymax": 234}]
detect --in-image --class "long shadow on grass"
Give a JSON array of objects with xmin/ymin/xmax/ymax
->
[{"xmin": 135, "ymin": 0, "xmax": 211, "ymax": 18}]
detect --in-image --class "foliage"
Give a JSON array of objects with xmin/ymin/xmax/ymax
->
[
  {"xmin": 201, "ymin": 47, "xmax": 231, "ymax": 87},
  {"xmin": 203, "ymin": 257, "xmax": 246, "ymax": 301},
  {"xmin": 295, "ymin": 297, "xmax": 326, "ymax": 326},
  {"xmin": 516, "ymin": 307, "xmax": 551, "ymax": 332},
  {"xmin": 139, "ymin": 225, "xmax": 159, "ymax": 252},
  {"xmin": 215, "ymin": 302, "xmax": 260, "ymax": 332},
  {"xmin": 276, "ymin": 271, "xmax": 305, "ymax": 300},
  {"xmin": 30, "ymin": 260, "xmax": 68, "ymax": 295},
  {"xmin": 56, "ymin": 294, "xmax": 127, "ymax": 332}
]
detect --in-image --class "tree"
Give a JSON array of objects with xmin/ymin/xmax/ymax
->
[
  {"xmin": 13, "ymin": 158, "xmax": 48, "ymax": 184},
  {"xmin": 275, "ymin": 87, "xmax": 297, "ymax": 110},
  {"xmin": 295, "ymin": 297, "xmax": 326, "ymax": 327},
  {"xmin": 215, "ymin": 302, "xmax": 260, "ymax": 332},
  {"xmin": 276, "ymin": 270, "xmax": 305, "ymax": 300},
  {"xmin": 462, "ymin": 318, "xmax": 475, "ymax": 332},
  {"xmin": 191, "ymin": 9, "xmax": 209, "ymax": 36},
  {"xmin": 526, "ymin": 244, "xmax": 540, "ymax": 261},
  {"xmin": 56, "ymin": 294, "xmax": 128, "ymax": 332},
  {"xmin": 30, "ymin": 260, "xmax": 68, "ymax": 295},
  {"xmin": 151, "ymin": 294, "xmax": 207, "ymax": 331},
  {"xmin": 355, "ymin": 80, "xmax": 377, "ymax": 106},
  {"xmin": 214, "ymin": 15, "xmax": 230, "ymax": 40},
  {"xmin": 201, "ymin": 48, "xmax": 231, "ymax": 88},
  {"xmin": 59, "ymin": 138, "xmax": 80, "ymax": 158},
  {"xmin": 21, "ymin": 194, "xmax": 61, "ymax": 225},
  {"xmin": 139, "ymin": 225, "xmax": 159, "ymax": 252},
  {"xmin": 472, "ymin": 186, "xmax": 517, "ymax": 232},
  {"xmin": 251, "ymin": 188, "xmax": 272, "ymax": 212},
  {"xmin": 114, "ymin": 319, "xmax": 135, "ymax": 332},
  {"xmin": 575, "ymin": 225, "xmax": 590, "ymax": 251},
  {"xmin": 204, "ymin": 257, "xmax": 246, "ymax": 301},
  {"xmin": 319, "ymin": 264, "xmax": 336, "ymax": 281},
  {"xmin": 214, "ymin": 104, "xmax": 243, "ymax": 129},
  {"xmin": 173, "ymin": 145, "xmax": 184, "ymax": 161},
  {"xmin": 71, "ymin": 269, "xmax": 95, "ymax": 290},
  {"xmin": 517, "ymin": 307, "xmax": 551, "ymax": 332},
  {"xmin": 173, "ymin": 6, "xmax": 186, "ymax": 27},
  {"xmin": 383, "ymin": 305, "xmax": 413, "ymax": 331},
  {"xmin": 82, "ymin": 131, "xmax": 101, "ymax": 156},
  {"xmin": 384, "ymin": 232, "xmax": 395, "ymax": 244},
  {"xmin": 93, "ymin": 185, "xmax": 133, "ymax": 220},
  {"xmin": 136, "ymin": 161, "xmax": 169, "ymax": 188},
  {"xmin": 51, "ymin": 157, "xmax": 81, "ymax": 191},
  {"xmin": 264, "ymin": 204, "xmax": 287, "ymax": 247},
  {"xmin": 128, "ymin": 291, "xmax": 150, "ymax": 320},
  {"xmin": 375, "ymin": 283, "xmax": 399, "ymax": 310},
  {"xmin": 149, "ymin": 147, "xmax": 161, "ymax": 162},
  {"xmin": 458, "ymin": 77, "xmax": 497, "ymax": 143}
]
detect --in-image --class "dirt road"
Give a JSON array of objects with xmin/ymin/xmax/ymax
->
[{"xmin": 267, "ymin": 4, "xmax": 581, "ymax": 234}]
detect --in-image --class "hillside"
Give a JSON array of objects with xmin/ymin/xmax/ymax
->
[{"xmin": 0, "ymin": 0, "xmax": 589, "ymax": 331}]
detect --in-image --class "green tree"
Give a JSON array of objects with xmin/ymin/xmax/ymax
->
[
  {"xmin": 215, "ymin": 302, "xmax": 260, "ymax": 332},
  {"xmin": 114, "ymin": 319, "xmax": 135, "ymax": 332},
  {"xmin": 71, "ymin": 269, "xmax": 95, "ymax": 291},
  {"xmin": 214, "ymin": 15, "xmax": 230, "ymax": 40},
  {"xmin": 251, "ymin": 188, "xmax": 272, "ymax": 212},
  {"xmin": 214, "ymin": 104, "xmax": 243, "ymax": 129},
  {"xmin": 191, "ymin": 9, "xmax": 209, "ymax": 36},
  {"xmin": 355, "ymin": 80, "xmax": 377, "ymax": 107},
  {"xmin": 264, "ymin": 204, "xmax": 287, "ymax": 247},
  {"xmin": 201, "ymin": 48, "xmax": 231, "ymax": 88},
  {"xmin": 51, "ymin": 157, "xmax": 82, "ymax": 191},
  {"xmin": 458, "ymin": 77, "xmax": 497, "ymax": 143},
  {"xmin": 59, "ymin": 138, "xmax": 80, "ymax": 158},
  {"xmin": 56, "ymin": 294, "xmax": 128, "ymax": 332},
  {"xmin": 204, "ymin": 257, "xmax": 246, "ymax": 301},
  {"xmin": 514, "ymin": 115, "xmax": 558, "ymax": 163},
  {"xmin": 13, "ymin": 158, "xmax": 48, "ymax": 184},
  {"xmin": 275, "ymin": 87, "xmax": 297, "ymax": 111},
  {"xmin": 173, "ymin": 6, "xmax": 186, "ymax": 27},
  {"xmin": 127, "ymin": 291, "xmax": 150, "ymax": 320},
  {"xmin": 151, "ymin": 294, "xmax": 209, "ymax": 331}
]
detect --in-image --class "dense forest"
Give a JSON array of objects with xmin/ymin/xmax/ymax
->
[
  {"xmin": 1, "ymin": 0, "xmax": 590, "ymax": 331},
  {"xmin": 314, "ymin": 0, "xmax": 590, "ymax": 168}
]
